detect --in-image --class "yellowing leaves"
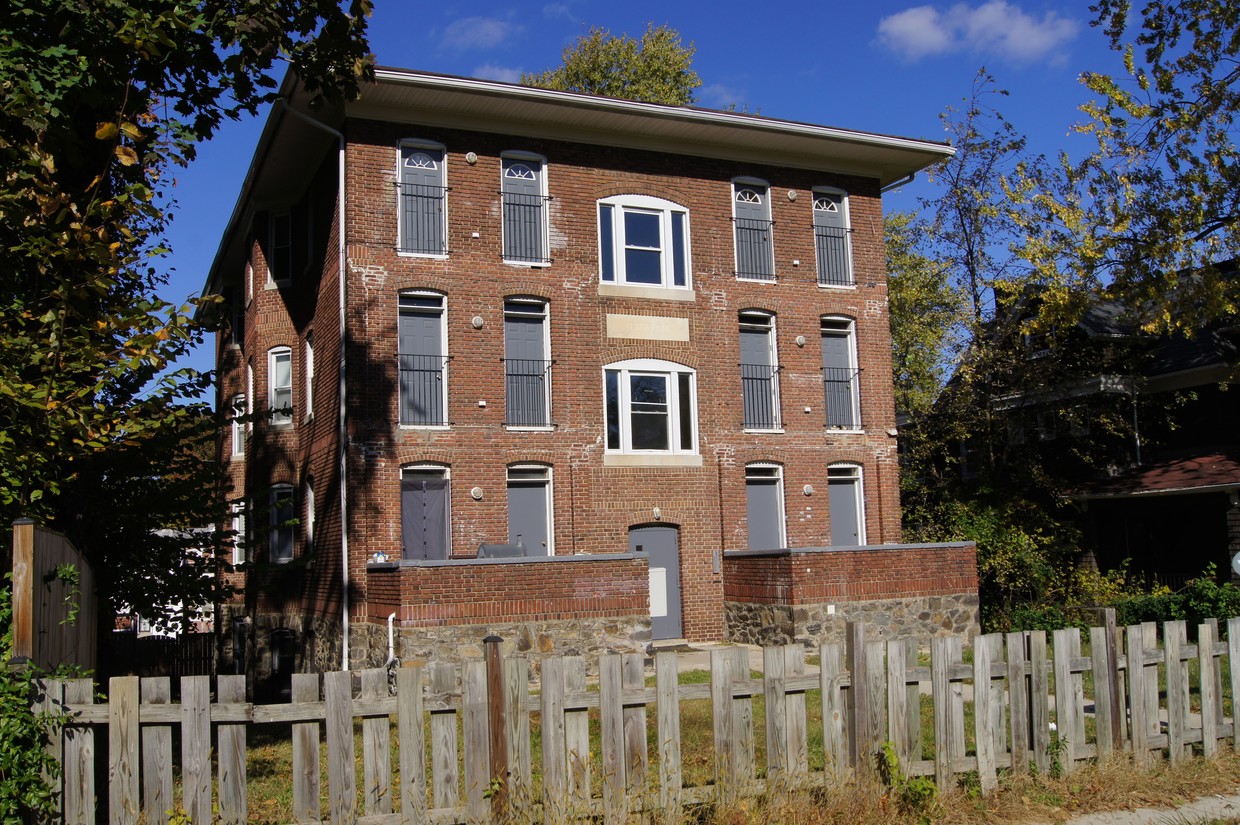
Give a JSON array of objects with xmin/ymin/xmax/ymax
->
[
  {"xmin": 114, "ymin": 146, "xmax": 139, "ymax": 166},
  {"xmin": 95, "ymin": 122, "xmax": 118, "ymax": 141}
]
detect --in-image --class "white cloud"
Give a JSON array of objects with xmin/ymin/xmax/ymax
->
[
  {"xmin": 474, "ymin": 64, "xmax": 523, "ymax": 84},
  {"xmin": 699, "ymin": 83, "xmax": 746, "ymax": 110},
  {"xmin": 442, "ymin": 17, "xmax": 518, "ymax": 51},
  {"xmin": 542, "ymin": 3, "xmax": 574, "ymax": 20},
  {"xmin": 877, "ymin": 2, "xmax": 1078, "ymax": 63}
]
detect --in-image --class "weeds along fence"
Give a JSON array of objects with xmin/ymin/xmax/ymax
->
[{"xmin": 36, "ymin": 615, "xmax": 1240, "ymax": 824}]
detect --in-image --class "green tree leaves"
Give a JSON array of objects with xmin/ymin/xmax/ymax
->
[{"xmin": 522, "ymin": 23, "xmax": 702, "ymax": 106}]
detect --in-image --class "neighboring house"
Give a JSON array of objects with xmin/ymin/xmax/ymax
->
[
  {"xmin": 947, "ymin": 282, "xmax": 1240, "ymax": 589},
  {"xmin": 208, "ymin": 68, "xmax": 975, "ymax": 685}
]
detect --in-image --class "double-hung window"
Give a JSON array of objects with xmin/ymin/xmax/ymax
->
[
  {"xmin": 230, "ymin": 501, "xmax": 247, "ymax": 566},
  {"xmin": 745, "ymin": 464, "xmax": 786, "ymax": 551},
  {"xmin": 598, "ymin": 195, "xmax": 690, "ymax": 291},
  {"xmin": 269, "ymin": 484, "xmax": 294, "ymax": 563},
  {"xmin": 398, "ymin": 142, "xmax": 447, "ymax": 256},
  {"xmin": 733, "ymin": 180, "xmax": 774, "ymax": 280},
  {"xmin": 304, "ymin": 334, "xmax": 315, "ymax": 420},
  {"xmin": 230, "ymin": 394, "xmax": 245, "ymax": 459},
  {"xmin": 813, "ymin": 188, "xmax": 853, "ymax": 287},
  {"xmin": 504, "ymin": 298, "xmax": 551, "ymax": 427},
  {"xmin": 398, "ymin": 292, "xmax": 448, "ymax": 426},
  {"xmin": 501, "ymin": 154, "xmax": 550, "ymax": 264},
  {"xmin": 604, "ymin": 359, "xmax": 697, "ymax": 456},
  {"xmin": 821, "ymin": 317, "xmax": 860, "ymax": 429},
  {"xmin": 268, "ymin": 347, "xmax": 293, "ymax": 426},
  {"xmin": 739, "ymin": 310, "xmax": 781, "ymax": 430}
]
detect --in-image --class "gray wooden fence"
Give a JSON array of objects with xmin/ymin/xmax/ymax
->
[{"xmin": 37, "ymin": 616, "xmax": 1240, "ymax": 824}]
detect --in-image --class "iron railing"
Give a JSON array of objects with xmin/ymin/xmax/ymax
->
[
  {"xmin": 501, "ymin": 192, "xmax": 551, "ymax": 264},
  {"xmin": 814, "ymin": 224, "xmax": 854, "ymax": 287},
  {"xmin": 398, "ymin": 183, "xmax": 447, "ymax": 254},
  {"xmin": 822, "ymin": 366, "xmax": 860, "ymax": 428},
  {"xmin": 741, "ymin": 363, "xmax": 781, "ymax": 429},
  {"xmin": 398, "ymin": 353, "xmax": 448, "ymax": 425},
  {"xmin": 734, "ymin": 217, "xmax": 775, "ymax": 280},
  {"xmin": 504, "ymin": 358, "xmax": 552, "ymax": 426}
]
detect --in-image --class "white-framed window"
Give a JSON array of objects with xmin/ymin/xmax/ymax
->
[
  {"xmin": 398, "ymin": 292, "xmax": 448, "ymax": 426},
  {"xmin": 745, "ymin": 464, "xmax": 786, "ymax": 551},
  {"xmin": 507, "ymin": 464, "xmax": 553, "ymax": 555},
  {"xmin": 501, "ymin": 153, "xmax": 550, "ymax": 265},
  {"xmin": 821, "ymin": 317, "xmax": 860, "ymax": 430},
  {"xmin": 304, "ymin": 334, "xmax": 315, "ymax": 420},
  {"xmin": 268, "ymin": 210, "xmax": 292, "ymax": 284},
  {"xmin": 813, "ymin": 188, "xmax": 853, "ymax": 288},
  {"xmin": 245, "ymin": 257, "xmax": 254, "ymax": 304},
  {"xmin": 598, "ymin": 195, "xmax": 690, "ymax": 290},
  {"xmin": 304, "ymin": 477, "xmax": 315, "ymax": 551},
  {"xmin": 230, "ymin": 394, "xmax": 245, "ymax": 459},
  {"xmin": 268, "ymin": 347, "xmax": 293, "ymax": 426},
  {"xmin": 827, "ymin": 463, "xmax": 865, "ymax": 545},
  {"xmin": 733, "ymin": 179, "xmax": 774, "ymax": 280},
  {"xmin": 398, "ymin": 141, "xmax": 448, "ymax": 256},
  {"xmin": 604, "ymin": 359, "xmax": 697, "ymax": 455},
  {"xmin": 401, "ymin": 464, "xmax": 451, "ymax": 560},
  {"xmin": 229, "ymin": 501, "xmax": 247, "ymax": 567},
  {"xmin": 504, "ymin": 298, "xmax": 551, "ymax": 428},
  {"xmin": 739, "ymin": 310, "xmax": 781, "ymax": 430},
  {"xmin": 246, "ymin": 361, "xmax": 254, "ymax": 431},
  {"xmin": 269, "ymin": 484, "xmax": 295, "ymax": 563}
]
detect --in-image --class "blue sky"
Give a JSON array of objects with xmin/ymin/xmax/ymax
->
[{"xmin": 164, "ymin": 0, "xmax": 1123, "ymax": 379}]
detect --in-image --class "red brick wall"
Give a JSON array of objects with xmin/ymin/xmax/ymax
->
[
  {"xmin": 366, "ymin": 555, "xmax": 648, "ymax": 625},
  {"xmin": 723, "ymin": 543, "xmax": 978, "ymax": 605}
]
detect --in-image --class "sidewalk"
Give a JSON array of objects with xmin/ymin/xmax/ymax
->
[{"xmin": 1058, "ymin": 791, "xmax": 1240, "ymax": 825}]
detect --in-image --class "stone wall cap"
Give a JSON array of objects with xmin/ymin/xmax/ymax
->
[
  {"xmin": 368, "ymin": 552, "xmax": 642, "ymax": 569},
  {"xmin": 724, "ymin": 541, "xmax": 975, "ymax": 558}
]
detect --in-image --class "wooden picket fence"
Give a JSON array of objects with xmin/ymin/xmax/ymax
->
[{"xmin": 36, "ymin": 616, "xmax": 1240, "ymax": 824}]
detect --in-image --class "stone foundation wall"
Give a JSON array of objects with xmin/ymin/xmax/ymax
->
[{"xmin": 725, "ymin": 592, "xmax": 979, "ymax": 648}]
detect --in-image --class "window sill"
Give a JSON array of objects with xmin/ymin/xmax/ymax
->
[
  {"xmin": 735, "ymin": 275, "xmax": 776, "ymax": 284},
  {"xmin": 598, "ymin": 283, "xmax": 695, "ymax": 302},
  {"xmin": 743, "ymin": 427, "xmax": 785, "ymax": 434},
  {"xmin": 503, "ymin": 259, "xmax": 551, "ymax": 268},
  {"xmin": 396, "ymin": 250, "xmax": 449, "ymax": 260},
  {"xmin": 817, "ymin": 283, "xmax": 857, "ymax": 291},
  {"xmin": 825, "ymin": 427, "xmax": 864, "ymax": 435},
  {"xmin": 603, "ymin": 454, "xmax": 703, "ymax": 468},
  {"xmin": 269, "ymin": 421, "xmax": 295, "ymax": 431},
  {"xmin": 505, "ymin": 425, "xmax": 554, "ymax": 432},
  {"xmin": 399, "ymin": 423, "xmax": 450, "ymax": 431},
  {"xmin": 230, "ymin": 453, "xmax": 245, "ymax": 462}
]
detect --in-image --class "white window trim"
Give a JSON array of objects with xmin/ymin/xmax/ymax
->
[
  {"xmin": 268, "ymin": 346, "xmax": 293, "ymax": 427},
  {"xmin": 745, "ymin": 462, "xmax": 787, "ymax": 550},
  {"xmin": 827, "ymin": 463, "xmax": 866, "ymax": 545},
  {"xmin": 246, "ymin": 362, "xmax": 254, "ymax": 431},
  {"xmin": 230, "ymin": 394, "xmax": 245, "ymax": 459},
  {"xmin": 501, "ymin": 152, "xmax": 550, "ymax": 267},
  {"xmin": 603, "ymin": 358, "xmax": 698, "ymax": 459},
  {"xmin": 597, "ymin": 194, "xmax": 692, "ymax": 292},
  {"xmin": 269, "ymin": 484, "xmax": 295, "ymax": 564},
  {"xmin": 732, "ymin": 177, "xmax": 775, "ymax": 282},
  {"xmin": 397, "ymin": 290, "xmax": 449, "ymax": 430},
  {"xmin": 821, "ymin": 316, "xmax": 862, "ymax": 432},
  {"xmin": 507, "ymin": 464, "xmax": 554, "ymax": 555},
  {"xmin": 396, "ymin": 140, "xmax": 449, "ymax": 260},
  {"xmin": 304, "ymin": 334, "xmax": 315, "ymax": 421},
  {"xmin": 813, "ymin": 186, "xmax": 855, "ymax": 290},
  {"xmin": 305, "ymin": 479, "xmax": 315, "ymax": 550},
  {"xmin": 230, "ymin": 501, "xmax": 246, "ymax": 567}
]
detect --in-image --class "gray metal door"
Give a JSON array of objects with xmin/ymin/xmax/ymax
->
[
  {"xmin": 507, "ymin": 472, "xmax": 549, "ymax": 554},
  {"xmin": 502, "ymin": 158, "xmax": 545, "ymax": 262},
  {"xmin": 828, "ymin": 473, "xmax": 861, "ymax": 545},
  {"xmin": 398, "ymin": 298, "xmax": 443, "ymax": 424},
  {"xmin": 401, "ymin": 474, "xmax": 450, "ymax": 560},
  {"xmin": 734, "ymin": 186, "xmax": 772, "ymax": 278},
  {"xmin": 629, "ymin": 525, "xmax": 682, "ymax": 639},
  {"xmin": 746, "ymin": 476, "xmax": 783, "ymax": 551},
  {"xmin": 504, "ymin": 309, "xmax": 547, "ymax": 425},
  {"xmin": 400, "ymin": 147, "xmax": 444, "ymax": 253}
]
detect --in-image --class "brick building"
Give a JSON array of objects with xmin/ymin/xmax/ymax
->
[{"xmin": 207, "ymin": 68, "xmax": 976, "ymax": 688}]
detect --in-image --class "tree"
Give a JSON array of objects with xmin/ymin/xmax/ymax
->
[
  {"xmin": 522, "ymin": 23, "xmax": 701, "ymax": 106},
  {"xmin": 1020, "ymin": 1, "xmax": 1240, "ymax": 329},
  {"xmin": 0, "ymin": 0, "xmax": 374, "ymax": 629}
]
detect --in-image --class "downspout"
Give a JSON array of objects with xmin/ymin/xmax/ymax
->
[
  {"xmin": 880, "ymin": 173, "xmax": 916, "ymax": 194},
  {"xmin": 279, "ymin": 100, "xmax": 351, "ymax": 671}
]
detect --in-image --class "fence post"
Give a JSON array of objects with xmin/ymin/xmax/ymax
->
[
  {"xmin": 485, "ymin": 636, "xmax": 509, "ymax": 819},
  {"xmin": 10, "ymin": 518, "xmax": 34, "ymax": 666},
  {"xmin": 845, "ymin": 622, "xmax": 870, "ymax": 771}
]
